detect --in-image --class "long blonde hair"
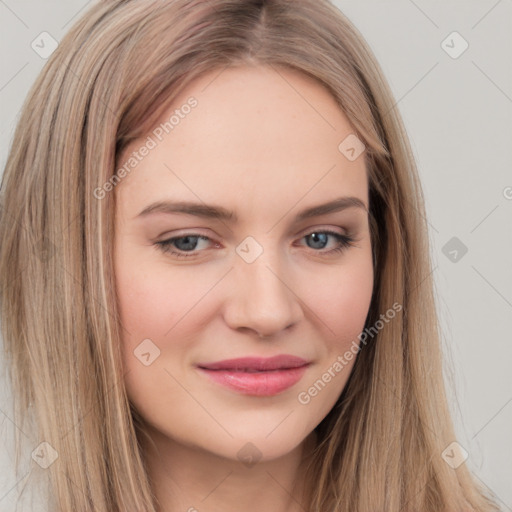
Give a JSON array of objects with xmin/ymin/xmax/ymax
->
[{"xmin": 0, "ymin": 0, "xmax": 501, "ymax": 510}]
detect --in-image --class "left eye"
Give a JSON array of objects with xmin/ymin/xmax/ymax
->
[{"xmin": 155, "ymin": 230, "xmax": 356, "ymax": 259}]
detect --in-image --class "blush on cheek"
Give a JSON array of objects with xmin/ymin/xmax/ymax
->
[
  {"xmin": 116, "ymin": 265, "xmax": 223, "ymax": 380},
  {"xmin": 119, "ymin": 269, "xmax": 195, "ymax": 332},
  {"xmin": 300, "ymin": 264, "xmax": 373, "ymax": 342}
]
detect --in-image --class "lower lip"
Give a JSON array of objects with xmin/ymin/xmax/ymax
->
[{"xmin": 197, "ymin": 365, "xmax": 309, "ymax": 396}]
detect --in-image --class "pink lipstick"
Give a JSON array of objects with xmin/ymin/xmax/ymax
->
[{"xmin": 197, "ymin": 355, "xmax": 309, "ymax": 396}]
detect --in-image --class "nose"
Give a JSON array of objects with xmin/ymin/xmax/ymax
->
[{"xmin": 223, "ymin": 249, "xmax": 304, "ymax": 339}]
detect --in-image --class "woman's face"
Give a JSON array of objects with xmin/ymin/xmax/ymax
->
[{"xmin": 114, "ymin": 65, "xmax": 374, "ymax": 462}]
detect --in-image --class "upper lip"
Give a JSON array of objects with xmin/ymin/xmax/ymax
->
[{"xmin": 197, "ymin": 355, "xmax": 309, "ymax": 372}]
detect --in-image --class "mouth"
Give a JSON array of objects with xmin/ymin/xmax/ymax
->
[{"xmin": 196, "ymin": 355, "xmax": 310, "ymax": 396}]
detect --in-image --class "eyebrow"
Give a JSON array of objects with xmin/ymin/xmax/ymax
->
[{"xmin": 136, "ymin": 196, "xmax": 368, "ymax": 223}]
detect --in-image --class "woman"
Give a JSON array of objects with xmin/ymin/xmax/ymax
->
[{"xmin": 0, "ymin": 0, "xmax": 501, "ymax": 510}]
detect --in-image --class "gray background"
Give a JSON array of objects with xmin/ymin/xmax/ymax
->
[{"xmin": 1, "ymin": 0, "xmax": 511, "ymax": 510}]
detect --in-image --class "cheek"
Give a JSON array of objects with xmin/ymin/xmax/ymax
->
[
  {"xmin": 293, "ymin": 258, "xmax": 373, "ymax": 419},
  {"xmin": 116, "ymin": 256, "xmax": 211, "ymax": 343},
  {"xmin": 115, "ymin": 251, "xmax": 223, "ymax": 404},
  {"xmin": 298, "ymin": 255, "xmax": 374, "ymax": 350},
  {"xmin": 115, "ymin": 257, "xmax": 204, "ymax": 425}
]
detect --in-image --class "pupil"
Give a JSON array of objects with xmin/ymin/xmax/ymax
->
[
  {"xmin": 308, "ymin": 232, "xmax": 327, "ymax": 249},
  {"xmin": 176, "ymin": 236, "xmax": 198, "ymax": 251}
]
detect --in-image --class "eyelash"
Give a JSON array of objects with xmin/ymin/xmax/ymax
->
[{"xmin": 154, "ymin": 230, "xmax": 356, "ymax": 259}]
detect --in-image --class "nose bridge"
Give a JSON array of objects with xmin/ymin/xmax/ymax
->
[{"xmin": 225, "ymin": 238, "xmax": 303, "ymax": 336}]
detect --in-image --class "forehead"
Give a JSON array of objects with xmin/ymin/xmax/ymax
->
[{"xmin": 115, "ymin": 65, "xmax": 368, "ymax": 222}]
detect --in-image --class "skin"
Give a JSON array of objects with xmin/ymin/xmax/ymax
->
[{"xmin": 114, "ymin": 64, "xmax": 374, "ymax": 512}]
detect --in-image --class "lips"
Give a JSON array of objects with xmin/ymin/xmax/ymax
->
[
  {"xmin": 196, "ymin": 355, "xmax": 310, "ymax": 396},
  {"xmin": 197, "ymin": 355, "xmax": 309, "ymax": 372}
]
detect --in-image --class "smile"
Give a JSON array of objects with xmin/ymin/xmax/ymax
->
[{"xmin": 196, "ymin": 355, "xmax": 310, "ymax": 396}]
